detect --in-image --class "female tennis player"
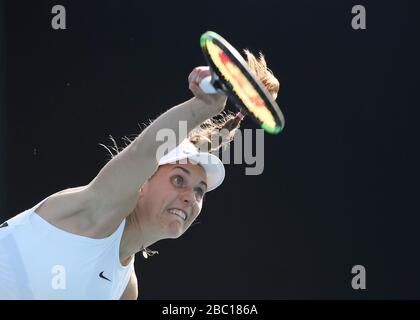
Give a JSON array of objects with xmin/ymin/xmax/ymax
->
[{"xmin": 0, "ymin": 50, "xmax": 280, "ymax": 300}]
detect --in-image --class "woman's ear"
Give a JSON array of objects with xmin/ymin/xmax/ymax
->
[
  {"xmin": 138, "ymin": 178, "xmax": 151, "ymax": 197},
  {"xmin": 138, "ymin": 186, "xmax": 144, "ymax": 197}
]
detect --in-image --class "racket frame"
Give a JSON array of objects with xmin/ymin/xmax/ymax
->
[{"xmin": 200, "ymin": 31, "xmax": 285, "ymax": 134}]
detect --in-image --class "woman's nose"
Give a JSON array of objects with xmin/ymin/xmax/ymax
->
[{"xmin": 180, "ymin": 189, "xmax": 195, "ymax": 205}]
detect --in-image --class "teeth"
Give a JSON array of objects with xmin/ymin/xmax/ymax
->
[{"xmin": 168, "ymin": 209, "xmax": 187, "ymax": 221}]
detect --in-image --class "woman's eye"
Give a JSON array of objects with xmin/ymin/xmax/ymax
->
[
  {"xmin": 194, "ymin": 188, "xmax": 204, "ymax": 201},
  {"xmin": 172, "ymin": 175, "xmax": 184, "ymax": 187}
]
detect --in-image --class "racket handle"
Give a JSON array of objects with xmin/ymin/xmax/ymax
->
[{"xmin": 199, "ymin": 76, "xmax": 217, "ymax": 94}]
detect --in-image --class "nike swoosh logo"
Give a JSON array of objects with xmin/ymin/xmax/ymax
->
[
  {"xmin": 99, "ymin": 271, "xmax": 111, "ymax": 282},
  {"xmin": 0, "ymin": 222, "xmax": 8, "ymax": 228}
]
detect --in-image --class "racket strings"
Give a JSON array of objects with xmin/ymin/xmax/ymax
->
[
  {"xmin": 206, "ymin": 42, "xmax": 279, "ymax": 132},
  {"xmin": 201, "ymin": 32, "xmax": 284, "ymax": 134}
]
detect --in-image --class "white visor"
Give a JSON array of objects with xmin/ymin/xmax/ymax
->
[{"xmin": 158, "ymin": 139, "xmax": 225, "ymax": 192}]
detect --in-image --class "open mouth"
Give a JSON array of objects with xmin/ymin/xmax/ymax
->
[{"xmin": 167, "ymin": 208, "xmax": 187, "ymax": 221}]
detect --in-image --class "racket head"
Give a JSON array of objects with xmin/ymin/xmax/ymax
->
[{"xmin": 200, "ymin": 31, "xmax": 285, "ymax": 134}]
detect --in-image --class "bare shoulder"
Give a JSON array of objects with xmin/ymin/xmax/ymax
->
[
  {"xmin": 35, "ymin": 185, "xmax": 105, "ymax": 236},
  {"xmin": 36, "ymin": 186, "xmax": 94, "ymax": 221}
]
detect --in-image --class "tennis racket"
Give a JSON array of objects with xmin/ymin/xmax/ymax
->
[{"xmin": 199, "ymin": 31, "xmax": 285, "ymax": 135}]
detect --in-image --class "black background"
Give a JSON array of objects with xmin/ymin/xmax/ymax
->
[{"xmin": 1, "ymin": 0, "xmax": 419, "ymax": 299}]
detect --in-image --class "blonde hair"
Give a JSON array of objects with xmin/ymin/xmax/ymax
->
[{"xmin": 188, "ymin": 49, "xmax": 280, "ymax": 153}]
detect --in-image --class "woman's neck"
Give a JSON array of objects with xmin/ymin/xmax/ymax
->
[{"xmin": 119, "ymin": 209, "xmax": 161, "ymax": 262}]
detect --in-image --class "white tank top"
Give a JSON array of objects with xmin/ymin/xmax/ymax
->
[{"xmin": 0, "ymin": 198, "xmax": 135, "ymax": 300}]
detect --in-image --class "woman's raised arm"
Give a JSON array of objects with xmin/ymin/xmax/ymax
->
[{"xmin": 85, "ymin": 67, "xmax": 226, "ymax": 222}]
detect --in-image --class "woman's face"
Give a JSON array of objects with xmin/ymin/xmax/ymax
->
[{"xmin": 137, "ymin": 162, "xmax": 208, "ymax": 239}]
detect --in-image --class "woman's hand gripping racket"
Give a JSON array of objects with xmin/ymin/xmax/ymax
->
[
  {"xmin": 198, "ymin": 31, "xmax": 285, "ymax": 135},
  {"xmin": 188, "ymin": 66, "xmax": 227, "ymax": 107}
]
